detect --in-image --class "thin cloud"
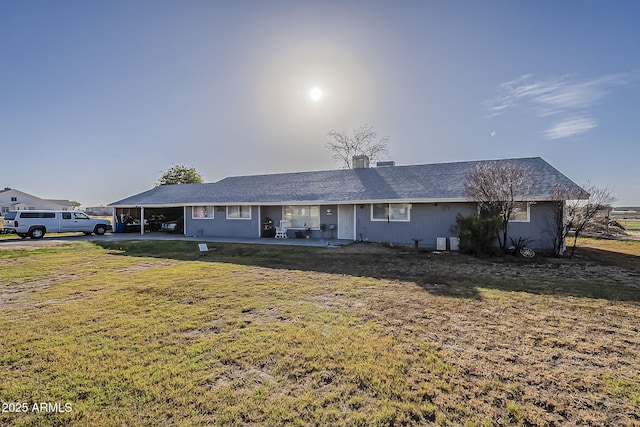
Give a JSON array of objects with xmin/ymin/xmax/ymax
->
[
  {"xmin": 544, "ymin": 116, "xmax": 598, "ymax": 140},
  {"xmin": 486, "ymin": 73, "xmax": 627, "ymax": 139}
]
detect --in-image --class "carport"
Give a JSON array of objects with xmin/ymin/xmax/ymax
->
[
  {"xmin": 142, "ymin": 207, "xmax": 183, "ymax": 232},
  {"xmin": 113, "ymin": 206, "xmax": 184, "ymax": 235}
]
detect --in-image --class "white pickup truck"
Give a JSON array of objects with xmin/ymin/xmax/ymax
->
[{"xmin": 2, "ymin": 210, "xmax": 112, "ymax": 239}]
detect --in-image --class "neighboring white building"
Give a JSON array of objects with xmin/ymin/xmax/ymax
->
[
  {"xmin": 46, "ymin": 199, "xmax": 75, "ymax": 210},
  {"xmin": 0, "ymin": 188, "xmax": 74, "ymax": 215}
]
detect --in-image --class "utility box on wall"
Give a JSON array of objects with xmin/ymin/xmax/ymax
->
[
  {"xmin": 436, "ymin": 237, "xmax": 447, "ymax": 251},
  {"xmin": 449, "ymin": 237, "xmax": 460, "ymax": 251}
]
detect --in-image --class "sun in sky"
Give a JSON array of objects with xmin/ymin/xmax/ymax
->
[{"xmin": 309, "ymin": 87, "xmax": 322, "ymax": 101}]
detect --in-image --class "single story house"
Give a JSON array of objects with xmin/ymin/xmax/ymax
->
[{"xmin": 108, "ymin": 157, "xmax": 585, "ymax": 250}]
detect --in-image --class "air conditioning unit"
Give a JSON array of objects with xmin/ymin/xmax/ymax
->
[
  {"xmin": 449, "ymin": 237, "xmax": 460, "ymax": 251},
  {"xmin": 436, "ymin": 237, "xmax": 447, "ymax": 251}
]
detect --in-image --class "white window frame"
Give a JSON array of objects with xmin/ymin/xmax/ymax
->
[
  {"xmin": 282, "ymin": 205, "xmax": 321, "ymax": 229},
  {"xmin": 371, "ymin": 203, "xmax": 411, "ymax": 222},
  {"xmin": 192, "ymin": 206, "xmax": 215, "ymax": 219},
  {"xmin": 227, "ymin": 205, "xmax": 252, "ymax": 220},
  {"xmin": 509, "ymin": 202, "xmax": 530, "ymax": 223}
]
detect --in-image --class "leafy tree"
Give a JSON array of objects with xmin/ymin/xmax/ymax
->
[
  {"xmin": 464, "ymin": 161, "xmax": 536, "ymax": 250},
  {"xmin": 326, "ymin": 124, "xmax": 389, "ymax": 169},
  {"xmin": 157, "ymin": 165, "xmax": 204, "ymax": 186}
]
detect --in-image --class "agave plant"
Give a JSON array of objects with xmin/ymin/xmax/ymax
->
[{"xmin": 509, "ymin": 236, "xmax": 535, "ymax": 258}]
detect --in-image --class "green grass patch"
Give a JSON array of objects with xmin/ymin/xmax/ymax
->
[
  {"xmin": 577, "ymin": 236, "xmax": 640, "ymax": 257},
  {"xmin": 618, "ymin": 219, "xmax": 640, "ymax": 230},
  {"xmin": 575, "ymin": 237, "xmax": 640, "ymax": 270},
  {"xmin": 601, "ymin": 374, "xmax": 640, "ymax": 407}
]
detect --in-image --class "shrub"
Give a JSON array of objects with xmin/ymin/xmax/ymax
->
[{"xmin": 451, "ymin": 213, "xmax": 500, "ymax": 256}]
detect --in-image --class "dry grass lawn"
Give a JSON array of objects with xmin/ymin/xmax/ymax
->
[{"xmin": 0, "ymin": 238, "xmax": 638, "ymax": 426}]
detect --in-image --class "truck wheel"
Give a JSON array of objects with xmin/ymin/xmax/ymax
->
[
  {"xmin": 94, "ymin": 225, "xmax": 107, "ymax": 235},
  {"xmin": 29, "ymin": 227, "xmax": 45, "ymax": 239}
]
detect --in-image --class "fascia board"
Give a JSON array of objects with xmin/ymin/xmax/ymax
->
[
  {"xmin": 110, "ymin": 196, "xmax": 562, "ymax": 208},
  {"xmin": 108, "ymin": 203, "xmax": 188, "ymax": 208}
]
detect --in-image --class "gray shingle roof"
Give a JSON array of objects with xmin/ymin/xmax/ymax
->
[{"xmin": 109, "ymin": 157, "xmax": 585, "ymax": 207}]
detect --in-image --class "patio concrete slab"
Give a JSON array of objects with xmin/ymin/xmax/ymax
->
[
  {"xmin": 103, "ymin": 232, "xmax": 353, "ymax": 247},
  {"xmin": 0, "ymin": 232, "xmax": 354, "ymax": 248}
]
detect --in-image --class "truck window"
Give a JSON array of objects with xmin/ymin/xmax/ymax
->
[
  {"xmin": 4, "ymin": 212, "xmax": 16, "ymax": 220},
  {"xmin": 74, "ymin": 212, "xmax": 90, "ymax": 220},
  {"xmin": 20, "ymin": 212, "xmax": 56, "ymax": 219},
  {"xmin": 62, "ymin": 213, "xmax": 72, "ymax": 219}
]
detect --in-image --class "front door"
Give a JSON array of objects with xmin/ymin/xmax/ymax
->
[{"xmin": 338, "ymin": 205, "xmax": 355, "ymax": 240}]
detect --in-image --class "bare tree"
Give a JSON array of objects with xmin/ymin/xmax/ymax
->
[
  {"xmin": 326, "ymin": 124, "xmax": 389, "ymax": 169},
  {"xmin": 549, "ymin": 193, "xmax": 570, "ymax": 257},
  {"xmin": 551, "ymin": 183, "xmax": 616, "ymax": 257},
  {"xmin": 549, "ymin": 185, "xmax": 585, "ymax": 256},
  {"xmin": 464, "ymin": 161, "xmax": 536, "ymax": 250}
]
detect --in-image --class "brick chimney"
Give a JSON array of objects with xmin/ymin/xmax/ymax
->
[{"xmin": 353, "ymin": 155, "xmax": 370, "ymax": 169}]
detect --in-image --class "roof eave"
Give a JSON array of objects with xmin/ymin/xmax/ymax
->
[{"xmin": 110, "ymin": 197, "xmax": 557, "ymax": 208}]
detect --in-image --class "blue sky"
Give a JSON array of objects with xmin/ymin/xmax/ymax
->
[{"xmin": 2, "ymin": 0, "xmax": 639, "ymax": 206}]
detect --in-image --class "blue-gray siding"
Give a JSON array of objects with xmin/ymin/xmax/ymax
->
[
  {"xmin": 182, "ymin": 202, "xmax": 558, "ymax": 250},
  {"xmin": 355, "ymin": 202, "xmax": 478, "ymax": 247},
  {"xmin": 507, "ymin": 202, "xmax": 556, "ymax": 250},
  {"xmin": 185, "ymin": 206, "xmax": 260, "ymax": 238}
]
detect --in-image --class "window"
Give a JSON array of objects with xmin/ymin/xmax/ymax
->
[
  {"xmin": 371, "ymin": 203, "xmax": 411, "ymax": 222},
  {"xmin": 227, "ymin": 205, "xmax": 251, "ymax": 220},
  {"xmin": 74, "ymin": 212, "xmax": 90, "ymax": 220},
  {"xmin": 192, "ymin": 206, "xmax": 214, "ymax": 219},
  {"xmin": 11, "ymin": 197, "xmax": 17, "ymax": 202},
  {"xmin": 509, "ymin": 202, "xmax": 530, "ymax": 222},
  {"xmin": 283, "ymin": 205, "xmax": 320, "ymax": 229},
  {"xmin": 62, "ymin": 213, "xmax": 72, "ymax": 219},
  {"xmin": 20, "ymin": 212, "xmax": 56, "ymax": 219}
]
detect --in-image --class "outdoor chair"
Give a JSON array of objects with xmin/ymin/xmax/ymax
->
[{"xmin": 274, "ymin": 220, "xmax": 290, "ymax": 239}]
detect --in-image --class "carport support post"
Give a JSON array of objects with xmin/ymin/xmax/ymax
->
[{"xmin": 140, "ymin": 207, "xmax": 145, "ymax": 235}]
